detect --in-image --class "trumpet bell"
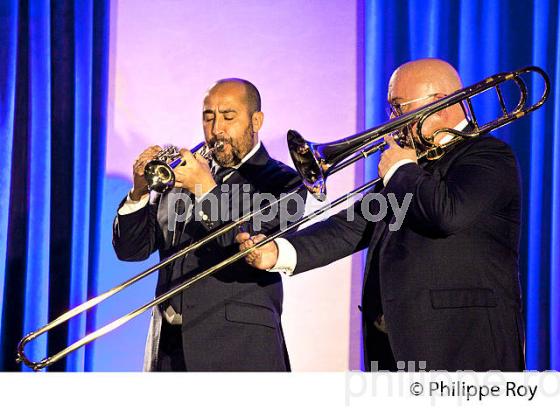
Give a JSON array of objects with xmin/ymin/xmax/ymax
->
[
  {"xmin": 144, "ymin": 142, "xmax": 216, "ymax": 194},
  {"xmin": 144, "ymin": 160, "xmax": 177, "ymax": 194},
  {"xmin": 144, "ymin": 145, "xmax": 184, "ymax": 194}
]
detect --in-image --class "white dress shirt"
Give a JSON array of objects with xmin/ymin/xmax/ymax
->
[{"xmin": 269, "ymin": 119, "xmax": 470, "ymax": 275}]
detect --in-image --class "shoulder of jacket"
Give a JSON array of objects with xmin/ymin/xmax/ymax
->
[
  {"xmin": 257, "ymin": 158, "xmax": 302, "ymax": 193},
  {"xmin": 456, "ymin": 135, "xmax": 516, "ymax": 160}
]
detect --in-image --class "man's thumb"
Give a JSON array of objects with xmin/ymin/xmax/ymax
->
[{"xmin": 384, "ymin": 135, "xmax": 398, "ymax": 147}]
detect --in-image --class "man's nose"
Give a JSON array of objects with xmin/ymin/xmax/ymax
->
[{"xmin": 212, "ymin": 117, "xmax": 225, "ymax": 136}]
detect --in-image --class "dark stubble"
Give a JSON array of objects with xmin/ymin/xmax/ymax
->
[{"xmin": 212, "ymin": 123, "xmax": 255, "ymax": 167}]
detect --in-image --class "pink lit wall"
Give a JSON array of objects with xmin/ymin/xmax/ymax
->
[{"xmin": 99, "ymin": 0, "xmax": 362, "ymax": 371}]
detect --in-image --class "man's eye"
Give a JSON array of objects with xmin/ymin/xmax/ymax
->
[
  {"xmin": 204, "ymin": 116, "xmax": 214, "ymax": 122},
  {"xmin": 224, "ymin": 116, "xmax": 235, "ymax": 121}
]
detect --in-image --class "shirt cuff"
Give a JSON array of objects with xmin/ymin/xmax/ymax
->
[
  {"xmin": 118, "ymin": 190, "xmax": 150, "ymax": 215},
  {"xmin": 383, "ymin": 159, "xmax": 416, "ymax": 186},
  {"xmin": 267, "ymin": 238, "xmax": 297, "ymax": 276}
]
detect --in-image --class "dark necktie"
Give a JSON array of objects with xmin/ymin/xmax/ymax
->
[{"xmin": 212, "ymin": 165, "xmax": 234, "ymax": 183}]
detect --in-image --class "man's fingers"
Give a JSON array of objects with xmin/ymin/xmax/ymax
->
[
  {"xmin": 239, "ymin": 238, "xmax": 254, "ymax": 252},
  {"xmin": 194, "ymin": 153, "xmax": 208, "ymax": 164},
  {"xmin": 237, "ymin": 234, "xmax": 269, "ymax": 267},
  {"xmin": 251, "ymin": 234, "xmax": 267, "ymax": 244},
  {"xmin": 235, "ymin": 232, "xmax": 251, "ymax": 244},
  {"xmin": 143, "ymin": 145, "xmax": 162, "ymax": 158},
  {"xmin": 246, "ymin": 249, "xmax": 261, "ymax": 265},
  {"xmin": 134, "ymin": 159, "xmax": 148, "ymax": 175},
  {"xmin": 384, "ymin": 135, "xmax": 398, "ymax": 147},
  {"xmin": 181, "ymin": 149, "xmax": 195, "ymax": 160},
  {"xmin": 136, "ymin": 145, "xmax": 162, "ymax": 164}
]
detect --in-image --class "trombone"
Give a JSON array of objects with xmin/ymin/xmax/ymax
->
[{"xmin": 16, "ymin": 66, "xmax": 550, "ymax": 370}]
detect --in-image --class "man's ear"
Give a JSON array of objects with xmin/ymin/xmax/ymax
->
[{"xmin": 251, "ymin": 111, "xmax": 264, "ymax": 133}]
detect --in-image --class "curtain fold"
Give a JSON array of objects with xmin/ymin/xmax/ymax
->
[
  {"xmin": 23, "ymin": 0, "xmax": 51, "ymax": 373},
  {"xmin": 0, "ymin": 1, "xmax": 18, "ymax": 371},
  {"xmin": 0, "ymin": 0, "xmax": 109, "ymax": 372},
  {"xmin": 362, "ymin": 0, "xmax": 560, "ymax": 371}
]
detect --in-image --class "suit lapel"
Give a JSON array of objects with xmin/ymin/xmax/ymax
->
[
  {"xmin": 361, "ymin": 181, "xmax": 388, "ymax": 285},
  {"xmin": 217, "ymin": 143, "xmax": 271, "ymax": 188}
]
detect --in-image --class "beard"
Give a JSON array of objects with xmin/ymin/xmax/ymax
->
[{"xmin": 212, "ymin": 124, "xmax": 255, "ymax": 167}]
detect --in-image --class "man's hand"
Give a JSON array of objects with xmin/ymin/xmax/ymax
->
[
  {"xmin": 131, "ymin": 145, "xmax": 162, "ymax": 200},
  {"xmin": 235, "ymin": 232, "xmax": 279, "ymax": 270},
  {"xmin": 174, "ymin": 149, "xmax": 217, "ymax": 196},
  {"xmin": 378, "ymin": 135, "xmax": 417, "ymax": 179}
]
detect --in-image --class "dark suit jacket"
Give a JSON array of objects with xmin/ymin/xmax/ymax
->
[
  {"xmin": 286, "ymin": 135, "xmax": 524, "ymax": 371},
  {"xmin": 112, "ymin": 144, "xmax": 306, "ymax": 371}
]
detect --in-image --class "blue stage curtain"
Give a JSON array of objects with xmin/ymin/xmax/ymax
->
[
  {"xmin": 0, "ymin": 0, "xmax": 109, "ymax": 372},
  {"xmin": 362, "ymin": 0, "xmax": 560, "ymax": 370}
]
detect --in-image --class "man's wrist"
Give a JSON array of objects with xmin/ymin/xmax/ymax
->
[
  {"xmin": 192, "ymin": 180, "xmax": 218, "ymax": 198},
  {"xmin": 130, "ymin": 187, "xmax": 148, "ymax": 201},
  {"xmin": 268, "ymin": 238, "xmax": 297, "ymax": 275}
]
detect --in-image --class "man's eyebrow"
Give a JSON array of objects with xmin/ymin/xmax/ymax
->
[{"xmin": 203, "ymin": 108, "xmax": 237, "ymax": 115}]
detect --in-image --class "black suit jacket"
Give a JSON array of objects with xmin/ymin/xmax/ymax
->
[
  {"xmin": 113, "ymin": 144, "xmax": 306, "ymax": 371},
  {"xmin": 287, "ymin": 135, "xmax": 524, "ymax": 371}
]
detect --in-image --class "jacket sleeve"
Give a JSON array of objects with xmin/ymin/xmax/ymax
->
[
  {"xmin": 384, "ymin": 137, "xmax": 519, "ymax": 236},
  {"xmin": 193, "ymin": 168, "xmax": 307, "ymax": 248},
  {"xmin": 112, "ymin": 195, "xmax": 163, "ymax": 261},
  {"xmin": 287, "ymin": 193, "xmax": 377, "ymax": 274}
]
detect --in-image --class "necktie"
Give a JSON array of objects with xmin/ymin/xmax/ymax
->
[{"xmin": 212, "ymin": 165, "xmax": 234, "ymax": 183}]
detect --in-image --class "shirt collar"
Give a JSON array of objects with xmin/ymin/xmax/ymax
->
[
  {"xmin": 235, "ymin": 140, "xmax": 261, "ymax": 169},
  {"xmin": 211, "ymin": 140, "xmax": 262, "ymax": 171}
]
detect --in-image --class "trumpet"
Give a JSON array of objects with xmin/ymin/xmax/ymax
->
[
  {"xmin": 144, "ymin": 141, "xmax": 225, "ymax": 193},
  {"xmin": 16, "ymin": 66, "xmax": 550, "ymax": 370}
]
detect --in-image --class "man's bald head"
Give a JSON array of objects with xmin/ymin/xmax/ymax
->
[
  {"xmin": 388, "ymin": 58, "xmax": 467, "ymax": 144},
  {"xmin": 388, "ymin": 58, "xmax": 463, "ymax": 102},
  {"xmin": 207, "ymin": 78, "xmax": 261, "ymax": 116}
]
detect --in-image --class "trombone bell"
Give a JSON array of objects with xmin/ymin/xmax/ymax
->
[{"xmin": 287, "ymin": 130, "xmax": 328, "ymax": 201}]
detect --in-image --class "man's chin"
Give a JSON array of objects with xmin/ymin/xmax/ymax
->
[{"xmin": 214, "ymin": 153, "xmax": 239, "ymax": 168}]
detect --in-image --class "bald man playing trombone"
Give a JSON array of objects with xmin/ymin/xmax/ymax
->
[{"xmin": 237, "ymin": 58, "xmax": 525, "ymax": 371}]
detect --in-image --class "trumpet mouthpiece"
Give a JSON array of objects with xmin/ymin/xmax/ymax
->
[{"xmin": 213, "ymin": 141, "xmax": 225, "ymax": 151}]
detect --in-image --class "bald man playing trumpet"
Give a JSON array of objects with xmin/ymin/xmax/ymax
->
[
  {"xmin": 237, "ymin": 59, "xmax": 525, "ymax": 371},
  {"xmin": 114, "ymin": 79, "xmax": 307, "ymax": 371}
]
